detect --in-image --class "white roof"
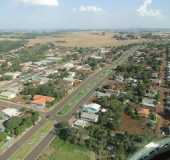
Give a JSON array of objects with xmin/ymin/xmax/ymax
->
[
  {"xmin": 64, "ymin": 63, "xmax": 74, "ymax": 69},
  {"xmin": 2, "ymin": 108, "xmax": 21, "ymax": 117},
  {"xmin": 0, "ymin": 91, "xmax": 17, "ymax": 99},
  {"xmin": 73, "ymin": 119, "xmax": 89, "ymax": 128},
  {"xmin": 83, "ymin": 103, "xmax": 101, "ymax": 111}
]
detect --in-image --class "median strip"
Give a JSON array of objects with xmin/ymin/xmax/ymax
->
[{"xmin": 9, "ymin": 120, "xmax": 53, "ymax": 160}]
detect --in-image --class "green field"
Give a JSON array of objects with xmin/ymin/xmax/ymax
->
[
  {"xmin": 9, "ymin": 120, "xmax": 53, "ymax": 160},
  {"xmin": 39, "ymin": 138, "xmax": 95, "ymax": 160}
]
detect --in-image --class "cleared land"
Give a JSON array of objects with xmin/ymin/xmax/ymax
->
[
  {"xmin": 38, "ymin": 138, "xmax": 95, "ymax": 160},
  {"xmin": 27, "ymin": 32, "xmax": 147, "ymax": 47}
]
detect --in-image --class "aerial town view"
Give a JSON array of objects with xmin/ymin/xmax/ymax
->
[{"xmin": 0, "ymin": 0, "xmax": 170, "ymax": 160}]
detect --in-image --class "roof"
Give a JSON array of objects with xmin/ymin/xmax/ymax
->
[
  {"xmin": 0, "ymin": 91, "xmax": 17, "ymax": 99},
  {"xmin": 142, "ymin": 98, "xmax": 156, "ymax": 107},
  {"xmin": 73, "ymin": 119, "xmax": 89, "ymax": 128},
  {"xmin": 32, "ymin": 95, "xmax": 55, "ymax": 105},
  {"xmin": 137, "ymin": 108, "xmax": 150, "ymax": 118},
  {"xmin": 83, "ymin": 103, "xmax": 101, "ymax": 113},
  {"xmin": 2, "ymin": 108, "xmax": 21, "ymax": 117},
  {"xmin": 81, "ymin": 112, "xmax": 99, "ymax": 122},
  {"xmin": 95, "ymin": 91, "xmax": 111, "ymax": 98}
]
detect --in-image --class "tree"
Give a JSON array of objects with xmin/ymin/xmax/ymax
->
[
  {"xmin": 31, "ymin": 111, "xmax": 39, "ymax": 124},
  {"xmin": 0, "ymin": 132, "xmax": 6, "ymax": 143},
  {"xmin": 4, "ymin": 117, "xmax": 22, "ymax": 135}
]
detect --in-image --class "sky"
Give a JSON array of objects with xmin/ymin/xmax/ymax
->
[{"xmin": 0, "ymin": 0, "xmax": 170, "ymax": 30}]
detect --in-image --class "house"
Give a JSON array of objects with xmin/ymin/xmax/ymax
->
[
  {"xmin": 90, "ymin": 55, "xmax": 103, "ymax": 60},
  {"xmin": 115, "ymin": 75, "xmax": 124, "ymax": 82},
  {"xmin": 142, "ymin": 98, "xmax": 156, "ymax": 108},
  {"xmin": 137, "ymin": 108, "xmax": 150, "ymax": 118},
  {"xmin": 73, "ymin": 119, "xmax": 89, "ymax": 128},
  {"xmin": 0, "ymin": 91, "xmax": 17, "ymax": 100},
  {"xmin": 81, "ymin": 112, "xmax": 99, "ymax": 123},
  {"xmin": 32, "ymin": 95, "xmax": 55, "ymax": 110},
  {"xmin": 145, "ymin": 90, "xmax": 158, "ymax": 99},
  {"xmin": 63, "ymin": 72, "xmax": 76, "ymax": 82},
  {"xmin": 2, "ymin": 108, "xmax": 21, "ymax": 118},
  {"xmin": 82, "ymin": 103, "xmax": 101, "ymax": 114},
  {"xmin": 152, "ymin": 72, "xmax": 159, "ymax": 79},
  {"xmin": 95, "ymin": 91, "xmax": 111, "ymax": 98},
  {"xmin": 64, "ymin": 63, "xmax": 74, "ymax": 71}
]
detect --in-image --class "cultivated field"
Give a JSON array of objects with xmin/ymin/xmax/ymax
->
[{"xmin": 27, "ymin": 32, "xmax": 147, "ymax": 47}]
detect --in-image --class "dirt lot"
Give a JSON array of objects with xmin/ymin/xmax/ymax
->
[
  {"xmin": 120, "ymin": 114, "xmax": 151, "ymax": 135},
  {"xmin": 27, "ymin": 32, "xmax": 147, "ymax": 48}
]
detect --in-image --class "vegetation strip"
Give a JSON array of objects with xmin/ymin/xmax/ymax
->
[{"xmin": 9, "ymin": 121, "xmax": 53, "ymax": 160}]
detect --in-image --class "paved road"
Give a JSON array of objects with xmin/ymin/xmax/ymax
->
[
  {"xmin": 0, "ymin": 99, "xmax": 28, "ymax": 110},
  {"xmin": 0, "ymin": 45, "xmax": 141, "ymax": 160},
  {"xmin": 0, "ymin": 66, "xmax": 108, "ymax": 160},
  {"xmin": 0, "ymin": 119, "xmax": 46, "ymax": 160},
  {"xmin": 25, "ymin": 131, "xmax": 55, "ymax": 160},
  {"xmin": 25, "ymin": 46, "xmax": 141, "ymax": 160}
]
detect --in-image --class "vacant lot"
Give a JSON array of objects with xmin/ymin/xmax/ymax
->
[
  {"xmin": 39, "ymin": 138, "xmax": 95, "ymax": 160},
  {"xmin": 27, "ymin": 32, "xmax": 147, "ymax": 47},
  {"xmin": 120, "ymin": 114, "xmax": 153, "ymax": 135}
]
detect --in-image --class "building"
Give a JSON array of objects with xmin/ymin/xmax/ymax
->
[
  {"xmin": 64, "ymin": 63, "xmax": 74, "ymax": 71},
  {"xmin": 82, "ymin": 103, "xmax": 101, "ymax": 114},
  {"xmin": 81, "ymin": 112, "xmax": 99, "ymax": 123},
  {"xmin": 95, "ymin": 91, "xmax": 111, "ymax": 98},
  {"xmin": 2, "ymin": 108, "xmax": 21, "ymax": 118},
  {"xmin": 73, "ymin": 119, "xmax": 89, "ymax": 128},
  {"xmin": 32, "ymin": 95, "xmax": 55, "ymax": 110},
  {"xmin": 0, "ymin": 91, "xmax": 17, "ymax": 100},
  {"xmin": 137, "ymin": 108, "xmax": 150, "ymax": 118},
  {"xmin": 142, "ymin": 98, "xmax": 156, "ymax": 108}
]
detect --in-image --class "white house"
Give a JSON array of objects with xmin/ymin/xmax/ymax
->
[
  {"xmin": 73, "ymin": 119, "xmax": 89, "ymax": 128},
  {"xmin": 81, "ymin": 112, "xmax": 99, "ymax": 123},
  {"xmin": 82, "ymin": 103, "xmax": 101, "ymax": 114},
  {"xmin": 0, "ymin": 91, "xmax": 17, "ymax": 100},
  {"xmin": 2, "ymin": 108, "xmax": 21, "ymax": 118},
  {"xmin": 142, "ymin": 98, "xmax": 156, "ymax": 108}
]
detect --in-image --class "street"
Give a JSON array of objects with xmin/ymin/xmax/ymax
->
[{"xmin": 0, "ymin": 45, "xmax": 141, "ymax": 160}]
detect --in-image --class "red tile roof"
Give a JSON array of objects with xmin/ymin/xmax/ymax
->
[{"xmin": 32, "ymin": 95, "xmax": 54, "ymax": 105}]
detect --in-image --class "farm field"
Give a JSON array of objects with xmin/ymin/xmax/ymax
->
[{"xmin": 27, "ymin": 32, "xmax": 147, "ymax": 47}]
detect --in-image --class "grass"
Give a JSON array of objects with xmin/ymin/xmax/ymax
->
[
  {"xmin": 0, "ymin": 141, "xmax": 6, "ymax": 153},
  {"xmin": 9, "ymin": 120, "xmax": 53, "ymax": 160},
  {"xmin": 39, "ymin": 138, "xmax": 95, "ymax": 160},
  {"xmin": 57, "ymin": 68, "xmax": 111, "ymax": 116}
]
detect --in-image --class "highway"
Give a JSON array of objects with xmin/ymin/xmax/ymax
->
[
  {"xmin": 0, "ymin": 45, "xmax": 141, "ymax": 160},
  {"xmin": 25, "ymin": 45, "xmax": 141, "ymax": 160}
]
